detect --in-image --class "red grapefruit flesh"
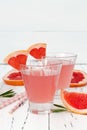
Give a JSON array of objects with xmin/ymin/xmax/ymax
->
[
  {"xmin": 27, "ymin": 43, "xmax": 47, "ymax": 59},
  {"xmin": 3, "ymin": 70, "xmax": 24, "ymax": 86},
  {"xmin": 70, "ymin": 70, "xmax": 87, "ymax": 87},
  {"xmin": 61, "ymin": 89, "xmax": 87, "ymax": 114},
  {"xmin": 3, "ymin": 50, "xmax": 28, "ymax": 70}
]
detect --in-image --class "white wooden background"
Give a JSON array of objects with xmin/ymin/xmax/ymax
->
[
  {"xmin": 0, "ymin": 0, "xmax": 87, "ymax": 63},
  {"xmin": 0, "ymin": 0, "xmax": 87, "ymax": 31}
]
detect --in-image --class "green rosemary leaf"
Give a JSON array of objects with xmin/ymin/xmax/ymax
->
[
  {"xmin": 0, "ymin": 89, "xmax": 16, "ymax": 97},
  {"xmin": 51, "ymin": 104, "xmax": 68, "ymax": 113},
  {"xmin": 53, "ymin": 104, "xmax": 66, "ymax": 109},
  {"xmin": 0, "ymin": 89, "xmax": 13, "ymax": 95},
  {"xmin": 51, "ymin": 109, "xmax": 67, "ymax": 113},
  {"xmin": 1, "ymin": 93, "xmax": 16, "ymax": 97}
]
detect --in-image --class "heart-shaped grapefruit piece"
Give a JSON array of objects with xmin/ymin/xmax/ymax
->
[
  {"xmin": 3, "ymin": 50, "xmax": 28, "ymax": 70},
  {"xmin": 70, "ymin": 70, "xmax": 87, "ymax": 87},
  {"xmin": 27, "ymin": 43, "xmax": 47, "ymax": 59}
]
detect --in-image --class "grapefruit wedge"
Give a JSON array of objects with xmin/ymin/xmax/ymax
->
[
  {"xmin": 70, "ymin": 70, "xmax": 87, "ymax": 87},
  {"xmin": 3, "ymin": 50, "xmax": 28, "ymax": 70},
  {"xmin": 3, "ymin": 69, "xmax": 24, "ymax": 86},
  {"xmin": 61, "ymin": 89, "xmax": 87, "ymax": 114},
  {"xmin": 27, "ymin": 43, "xmax": 47, "ymax": 59}
]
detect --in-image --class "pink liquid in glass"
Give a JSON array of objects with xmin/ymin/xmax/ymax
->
[
  {"xmin": 58, "ymin": 62, "xmax": 74, "ymax": 89},
  {"xmin": 22, "ymin": 71, "xmax": 59, "ymax": 103}
]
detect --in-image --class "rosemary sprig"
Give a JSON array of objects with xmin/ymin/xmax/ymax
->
[
  {"xmin": 51, "ymin": 104, "xmax": 67, "ymax": 113},
  {"xmin": 53, "ymin": 104, "xmax": 66, "ymax": 109},
  {"xmin": 0, "ymin": 89, "xmax": 16, "ymax": 97},
  {"xmin": 51, "ymin": 109, "xmax": 67, "ymax": 113}
]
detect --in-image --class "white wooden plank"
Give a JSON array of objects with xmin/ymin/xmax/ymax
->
[{"xmin": 0, "ymin": 0, "xmax": 87, "ymax": 31}]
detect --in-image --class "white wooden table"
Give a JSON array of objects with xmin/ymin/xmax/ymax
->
[{"xmin": 0, "ymin": 63, "xmax": 87, "ymax": 130}]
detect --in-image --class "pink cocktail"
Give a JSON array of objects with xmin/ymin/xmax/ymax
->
[
  {"xmin": 47, "ymin": 53, "xmax": 77, "ymax": 89},
  {"xmin": 20, "ymin": 57, "xmax": 62, "ymax": 113},
  {"xmin": 22, "ymin": 71, "xmax": 58, "ymax": 103},
  {"xmin": 58, "ymin": 61, "xmax": 74, "ymax": 89}
]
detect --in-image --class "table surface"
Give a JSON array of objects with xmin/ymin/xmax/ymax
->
[{"xmin": 0, "ymin": 63, "xmax": 87, "ymax": 130}]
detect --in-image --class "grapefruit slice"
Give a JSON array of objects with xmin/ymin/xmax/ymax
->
[
  {"xmin": 70, "ymin": 70, "xmax": 87, "ymax": 87},
  {"xmin": 3, "ymin": 50, "xmax": 28, "ymax": 70},
  {"xmin": 61, "ymin": 89, "xmax": 87, "ymax": 114},
  {"xmin": 3, "ymin": 69, "xmax": 24, "ymax": 86},
  {"xmin": 27, "ymin": 43, "xmax": 47, "ymax": 59}
]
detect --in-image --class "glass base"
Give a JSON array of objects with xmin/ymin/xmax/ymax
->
[{"xmin": 29, "ymin": 102, "xmax": 52, "ymax": 114}]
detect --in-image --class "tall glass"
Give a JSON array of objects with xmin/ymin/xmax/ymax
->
[
  {"xmin": 20, "ymin": 57, "xmax": 62, "ymax": 114},
  {"xmin": 47, "ymin": 53, "xmax": 77, "ymax": 89}
]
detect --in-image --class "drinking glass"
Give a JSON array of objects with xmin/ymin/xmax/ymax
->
[
  {"xmin": 20, "ymin": 57, "xmax": 62, "ymax": 114},
  {"xmin": 47, "ymin": 52, "xmax": 77, "ymax": 89}
]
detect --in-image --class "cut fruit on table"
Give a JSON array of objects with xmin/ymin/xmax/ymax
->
[
  {"xmin": 3, "ymin": 69, "xmax": 24, "ymax": 86},
  {"xmin": 3, "ymin": 50, "xmax": 28, "ymax": 70},
  {"xmin": 70, "ymin": 70, "xmax": 87, "ymax": 87},
  {"xmin": 3, "ymin": 43, "xmax": 47, "ymax": 86},
  {"xmin": 27, "ymin": 43, "xmax": 47, "ymax": 59},
  {"xmin": 61, "ymin": 89, "xmax": 87, "ymax": 114}
]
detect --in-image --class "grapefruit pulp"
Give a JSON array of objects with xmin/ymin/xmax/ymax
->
[
  {"xmin": 27, "ymin": 43, "xmax": 47, "ymax": 59},
  {"xmin": 3, "ymin": 69, "xmax": 24, "ymax": 86},
  {"xmin": 61, "ymin": 89, "xmax": 87, "ymax": 114},
  {"xmin": 70, "ymin": 70, "xmax": 87, "ymax": 87}
]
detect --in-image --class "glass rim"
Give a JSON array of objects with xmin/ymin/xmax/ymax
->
[
  {"xmin": 20, "ymin": 60, "xmax": 62, "ymax": 68},
  {"xmin": 46, "ymin": 52, "xmax": 77, "ymax": 58}
]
